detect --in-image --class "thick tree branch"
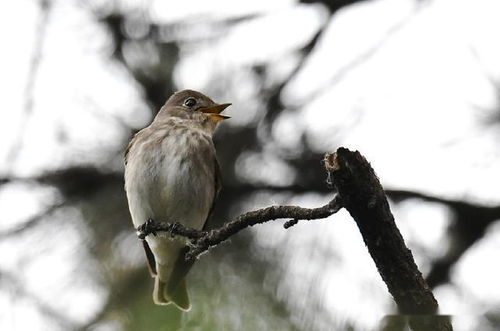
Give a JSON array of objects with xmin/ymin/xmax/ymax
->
[{"xmin": 327, "ymin": 148, "xmax": 452, "ymax": 331}]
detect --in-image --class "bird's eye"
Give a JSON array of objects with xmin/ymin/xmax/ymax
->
[{"xmin": 184, "ymin": 97, "xmax": 197, "ymax": 108}]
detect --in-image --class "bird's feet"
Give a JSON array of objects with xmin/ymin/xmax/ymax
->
[
  {"xmin": 136, "ymin": 218, "xmax": 158, "ymax": 240},
  {"xmin": 169, "ymin": 222, "xmax": 181, "ymax": 238}
]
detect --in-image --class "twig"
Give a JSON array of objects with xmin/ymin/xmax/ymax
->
[
  {"xmin": 292, "ymin": 1, "xmax": 429, "ymax": 110},
  {"xmin": 0, "ymin": 269, "xmax": 77, "ymax": 329},
  {"xmin": 6, "ymin": 0, "xmax": 53, "ymax": 170},
  {"xmin": 137, "ymin": 195, "xmax": 343, "ymax": 261},
  {"xmin": 0, "ymin": 200, "xmax": 66, "ymax": 238},
  {"xmin": 387, "ymin": 189, "xmax": 499, "ymax": 289}
]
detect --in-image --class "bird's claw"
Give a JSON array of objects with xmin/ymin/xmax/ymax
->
[
  {"xmin": 186, "ymin": 239, "xmax": 197, "ymax": 248},
  {"xmin": 136, "ymin": 218, "xmax": 157, "ymax": 240},
  {"xmin": 169, "ymin": 222, "xmax": 181, "ymax": 238}
]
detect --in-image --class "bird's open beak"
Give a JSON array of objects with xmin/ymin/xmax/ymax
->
[{"xmin": 199, "ymin": 103, "xmax": 231, "ymax": 122}]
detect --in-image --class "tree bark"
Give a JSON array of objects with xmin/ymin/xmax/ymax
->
[{"xmin": 326, "ymin": 148, "xmax": 452, "ymax": 331}]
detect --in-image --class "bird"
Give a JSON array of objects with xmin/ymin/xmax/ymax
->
[{"xmin": 124, "ymin": 89, "xmax": 230, "ymax": 310}]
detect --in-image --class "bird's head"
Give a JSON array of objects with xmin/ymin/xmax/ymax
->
[{"xmin": 155, "ymin": 90, "xmax": 231, "ymax": 132}]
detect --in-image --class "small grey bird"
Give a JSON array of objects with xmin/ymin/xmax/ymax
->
[{"xmin": 124, "ymin": 90, "xmax": 230, "ymax": 310}]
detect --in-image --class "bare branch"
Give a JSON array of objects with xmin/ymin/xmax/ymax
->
[
  {"xmin": 0, "ymin": 201, "xmax": 66, "ymax": 238},
  {"xmin": 387, "ymin": 189, "xmax": 500, "ymax": 289},
  {"xmin": 0, "ymin": 269, "xmax": 77, "ymax": 329},
  {"xmin": 5, "ymin": 0, "xmax": 53, "ymax": 170},
  {"xmin": 137, "ymin": 147, "xmax": 452, "ymax": 330},
  {"xmin": 137, "ymin": 195, "xmax": 343, "ymax": 261},
  {"xmin": 293, "ymin": 2, "xmax": 429, "ymax": 109},
  {"xmin": 327, "ymin": 148, "xmax": 452, "ymax": 331}
]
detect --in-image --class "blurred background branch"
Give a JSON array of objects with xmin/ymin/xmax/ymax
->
[{"xmin": 5, "ymin": 0, "xmax": 53, "ymax": 171}]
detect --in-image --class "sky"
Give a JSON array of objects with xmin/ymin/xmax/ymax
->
[{"xmin": 1, "ymin": 0, "xmax": 500, "ymax": 330}]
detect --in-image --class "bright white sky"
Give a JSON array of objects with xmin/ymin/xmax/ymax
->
[{"xmin": 1, "ymin": 0, "xmax": 500, "ymax": 330}]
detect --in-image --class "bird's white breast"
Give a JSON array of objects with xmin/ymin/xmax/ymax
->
[{"xmin": 125, "ymin": 121, "xmax": 216, "ymax": 232}]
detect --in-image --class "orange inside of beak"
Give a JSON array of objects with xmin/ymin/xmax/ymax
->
[{"xmin": 199, "ymin": 103, "xmax": 231, "ymax": 121}]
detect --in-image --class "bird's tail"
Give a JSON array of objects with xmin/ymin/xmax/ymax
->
[{"xmin": 153, "ymin": 276, "xmax": 191, "ymax": 311}]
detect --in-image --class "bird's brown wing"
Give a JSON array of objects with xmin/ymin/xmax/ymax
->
[
  {"xmin": 159, "ymin": 156, "xmax": 223, "ymax": 295},
  {"xmin": 166, "ymin": 157, "xmax": 222, "ymax": 290},
  {"xmin": 142, "ymin": 240, "xmax": 157, "ymax": 277},
  {"xmin": 202, "ymin": 157, "xmax": 222, "ymax": 231},
  {"xmin": 124, "ymin": 131, "xmax": 139, "ymax": 166},
  {"xmin": 124, "ymin": 129, "xmax": 157, "ymax": 277},
  {"xmin": 136, "ymin": 158, "xmax": 221, "ymax": 279}
]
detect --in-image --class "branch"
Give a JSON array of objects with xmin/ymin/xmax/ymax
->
[
  {"xmin": 0, "ymin": 200, "xmax": 66, "ymax": 238},
  {"xmin": 326, "ymin": 148, "xmax": 452, "ymax": 331},
  {"xmin": 294, "ymin": 2, "xmax": 428, "ymax": 109},
  {"xmin": 387, "ymin": 189, "xmax": 500, "ymax": 288},
  {"xmin": 0, "ymin": 269, "xmax": 77, "ymax": 329},
  {"xmin": 5, "ymin": 0, "xmax": 53, "ymax": 170},
  {"xmin": 137, "ymin": 147, "xmax": 452, "ymax": 330},
  {"xmin": 137, "ymin": 195, "xmax": 343, "ymax": 261}
]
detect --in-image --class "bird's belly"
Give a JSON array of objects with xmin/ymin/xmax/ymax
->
[
  {"xmin": 153, "ymin": 156, "xmax": 213, "ymax": 227},
  {"xmin": 127, "ymin": 151, "xmax": 214, "ymax": 231}
]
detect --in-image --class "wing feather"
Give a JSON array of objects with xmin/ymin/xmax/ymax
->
[
  {"xmin": 124, "ymin": 131, "xmax": 139, "ymax": 166},
  {"xmin": 202, "ymin": 157, "xmax": 222, "ymax": 231},
  {"xmin": 142, "ymin": 240, "xmax": 157, "ymax": 277}
]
